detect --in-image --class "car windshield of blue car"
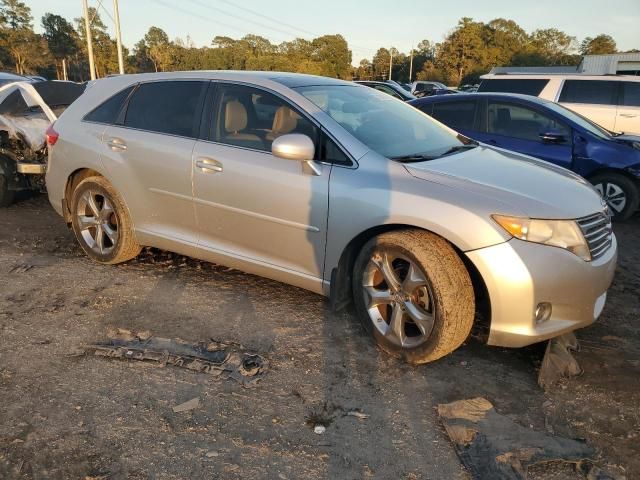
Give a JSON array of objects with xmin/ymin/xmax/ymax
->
[
  {"xmin": 295, "ymin": 85, "xmax": 475, "ymax": 160},
  {"xmin": 544, "ymin": 101, "xmax": 612, "ymax": 139}
]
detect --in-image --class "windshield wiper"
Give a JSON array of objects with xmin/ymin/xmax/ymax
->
[
  {"xmin": 391, "ymin": 154, "xmax": 438, "ymax": 162},
  {"xmin": 439, "ymin": 143, "xmax": 478, "ymax": 157}
]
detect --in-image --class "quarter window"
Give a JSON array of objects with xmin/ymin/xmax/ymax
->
[
  {"xmin": 488, "ymin": 102, "xmax": 570, "ymax": 142},
  {"xmin": 212, "ymin": 84, "xmax": 317, "ymax": 153},
  {"xmin": 123, "ymin": 81, "xmax": 207, "ymax": 137},
  {"xmin": 431, "ymin": 101, "xmax": 477, "ymax": 131},
  {"xmin": 559, "ymin": 80, "xmax": 618, "ymax": 106},
  {"xmin": 621, "ymin": 82, "xmax": 640, "ymax": 107},
  {"xmin": 83, "ymin": 85, "xmax": 134, "ymax": 124}
]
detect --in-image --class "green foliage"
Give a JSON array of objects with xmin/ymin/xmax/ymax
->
[{"xmin": 580, "ymin": 34, "xmax": 617, "ymax": 55}]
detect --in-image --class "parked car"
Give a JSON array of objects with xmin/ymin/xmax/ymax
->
[
  {"xmin": 410, "ymin": 80, "xmax": 448, "ymax": 97},
  {"xmin": 478, "ymin": 73, "xmax": 640, "ymax": 135},
  {"xmin": 46, "ymin": 72, "xmax": 616, "ymax": 364},
  {"xmin": 354, "ymin": 80, "xmax": 416, "ymax": 101},
  {"xmin": 410, "ymin": 93, "xmax": 640, "ymax": 220},
  {"xmin": 0, "ymin": 80, "xmax": 85, "ymax": 207}
]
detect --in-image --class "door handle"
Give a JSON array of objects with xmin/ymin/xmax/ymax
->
[
  {"xmin": 488, "ymin": 139, "xmax": 498, "ymax": 145},
  {"xmin": 619, "ymin": 113, "xmax": 638, "ymax": 118},
  {"xmin": 106, "ymin": 137, "xmax": 127, "ymax": 151},
  {"xmin": 195, "ymin": 157, "xmax": 223, "ymax": 173}
]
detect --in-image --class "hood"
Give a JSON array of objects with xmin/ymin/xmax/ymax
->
[
  {"xmin": 612, "ymin": 134, "xmax": 640, "ymax": 150},
  {"xmin": 405, "ymin": 146, "xmax": 604, "ymax": 219}
]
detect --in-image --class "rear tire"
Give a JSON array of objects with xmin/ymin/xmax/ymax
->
[
  {"xmin": 0, "ymin": 174, "xmax": 15, "ymax": 208},
  {"xmin": 70, "ymin": 176, "xmax": 141, "ymax": 264},
  {"xmin": 352, "ymin": 229, "xmax": 475, "ymax": 364},
  {"xmin": 590, "ymin": 172, "xmax": 639, "ymax": 221}
]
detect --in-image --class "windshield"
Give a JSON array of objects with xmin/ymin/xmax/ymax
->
[
  {"xmin": 544, "ymin": 101, "xmax": 613, "ymax": 139},
  {"xmin": 295, "ymin": 85, "xmax": 472, "ymax": 160}
]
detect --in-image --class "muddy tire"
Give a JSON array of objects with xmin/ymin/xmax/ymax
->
[
  {"xmin": 352, "ymin": 229, "xmax": 475, "ymax": 364},
  {"xmin": 70, "ymin": 176, "xmax": 141, "ymax": 264},
  {"xmin": 0, "ymin": 174, "xmax": 15, "ymax": 208},
  {"xmin": 590, "ymin": 172, "xmax": 639, "ymax": 221}
]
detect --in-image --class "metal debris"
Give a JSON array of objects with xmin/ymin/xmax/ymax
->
[
  {"xmin": 437, "ymin": 397, "xmax": 595, "ymax": 479},
  {"xmin": 538, "ymin": 332, "xmax": 582, "ymax": 389},
  {"xmin": 81, "ymin": 328, "xmax": 268, "ymax": 387},
  {"xmin": 172, "ymin": 397, "xmax": 200, "ymax": 413}
]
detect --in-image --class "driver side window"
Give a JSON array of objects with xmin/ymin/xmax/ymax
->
[{"xmin": 488, "ymin": 102, "xmax": 570, "ymax": 142}]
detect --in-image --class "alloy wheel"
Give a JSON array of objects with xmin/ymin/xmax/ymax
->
[
  {"xmin": 76, "ymin": 190, "xmax": 119, "ymax": 255},
  {"xmin": 362, "ymin": 249, "xmax": 435, "ymax": 348},
  {"xmin": 595, "ymin": 181, "xmax": 627, "ymax": 214}
]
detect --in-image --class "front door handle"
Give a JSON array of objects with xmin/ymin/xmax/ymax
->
[
  {"xmin": 106, "ymin": 137, "xmax": 127, "ymax": 151},
  {"xmin": 195, "ymin": 157, "xmax": 223, "ymax": 173},
  {"xmin": 619, "ymin": 113, "xmax": 638, "ymax": 118}
]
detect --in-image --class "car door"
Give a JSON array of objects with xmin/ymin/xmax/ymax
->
[
  {"xmin": 482, "ymin": 100, "xmax": 573, "ymax": 169},
  {"xmin": 614, "ymin": 82, "xmax": 640, "ymax": 135},
  {"xmin": 191, "ymin": 82, "xmax": 331, "ymax": 279},
  {"xmin": 101, "ymin": 80, "xmax": 208, "ymax": 242},
  {"xmin": 558, "ymin": 80, "xmax": 619, "ymax": 131}
]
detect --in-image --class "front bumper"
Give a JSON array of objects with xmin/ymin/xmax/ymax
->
[{"xmin": 466, "ymin": 235, "xmax": 617, "ymax": 348}]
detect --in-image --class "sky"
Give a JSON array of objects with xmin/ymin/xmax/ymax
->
[{"xmin": 27, "ymin": 0, "xmax": 640, "ymax": 64}]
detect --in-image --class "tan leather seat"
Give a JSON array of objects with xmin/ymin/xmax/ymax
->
[
  {"xmin": 265, "ymin": 106, "xmax": 299, "ymax": 142},
  {"xmin": 223, "ymin": 100, "xmax": 264, "ymax": 150}
]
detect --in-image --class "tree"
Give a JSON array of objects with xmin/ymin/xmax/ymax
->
[
  {"xmin": 580, "ymin": 34, "xmax": 617, "ymax": 55},
  {"xmin": 530, "ymin": 28, "xmax": 577, "ymax": 64},
  {"xmin": 436, "ymin": 17, "xmax": 487, "ymax": 85},
  {"xmin": 41, "ymin": 13, "xmax": 78, "ymax": 79},
  {"xmin": 74, "ymin": 8, "xmax": 121, "ymax": 78},
  {"xmin": 0, "ymin": 0, "xmax": 50, "ymax": 74},
  {"xmin": 311, "ymin": 34, "xmax": 351, "ymax": 78},
  {"xmin": 483, "ymin": 18, "xmax": 528, "ymax": 66},
  {"xmin": 144, "ymin": 26, "xmax": 172, "ymax": 72}
]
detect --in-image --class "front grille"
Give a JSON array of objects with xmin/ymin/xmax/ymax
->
[{"xmin": 577, "ymin": 212, "xmax": 613, "ymax": 261}]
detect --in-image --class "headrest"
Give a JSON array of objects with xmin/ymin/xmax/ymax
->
[
  {"xmin": 225, "ymin": 100, "xmax": 248, "ymax": 132},
  {"xmin": 272, "ymin": 106, "xmax": 298, "ymax": 135},
  {"xmin": 496, "ymin": 108, "xmax": 511, "ymax": 124}
]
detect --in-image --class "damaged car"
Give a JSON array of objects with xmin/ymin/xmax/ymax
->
[{"xmin": 0, "ymin": 79, "xmax": 85, "ymax": 207}]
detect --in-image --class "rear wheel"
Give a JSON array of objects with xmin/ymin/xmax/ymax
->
[
  {"xmin": 591, "ymin": 172, "xmax": 639, "ymax": 221},
  {"xmin": 352, "ymin": 230, "xmax": 475, "ymax": 364},
  {"xmin": 0, "ymin": 174, "xmax": 15, "ymax": 208},
  {"xmin": 70, "ymin": 176, "xmax": 141, "ymax": 264}
]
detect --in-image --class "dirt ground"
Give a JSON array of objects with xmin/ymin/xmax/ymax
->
[{"xmin": 0, "ymin": 194, "xmax": 638, "ymax": 480}]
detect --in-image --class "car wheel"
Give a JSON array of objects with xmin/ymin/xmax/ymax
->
[
  {"xmin": 352, "ymin": 230, "xmax": 475, "ymax": 364},
  {"xmin": 70, "ymin": 176, "xmax": 141, "ymax": 264},
  {"xmin": 0, "ymin": 174, "xmax": 16, "ymax": 208},
  {"xmin": 590, "ymin": 172, "xmax": 639, "ymax": 221}
]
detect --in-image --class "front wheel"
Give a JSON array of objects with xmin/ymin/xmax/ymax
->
[
  {"xmin": 70, "ymin": 176, "xmax": 141, "ymax": 264},
  {"xmin": 590, "ymin": 172, "xmax": 639, "ymax": 221},
  {"xmin": 352, "ymin": 230, "xmax": 475, "ymax": 364},
  {"xmin": 0, "ymin": 174, "xmax": 16, "ymax": 208}
]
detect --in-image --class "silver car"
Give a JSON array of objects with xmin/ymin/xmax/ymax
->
[{"xmin": 45, "ymin": 72, "xmax": 617, "ymax": 364}]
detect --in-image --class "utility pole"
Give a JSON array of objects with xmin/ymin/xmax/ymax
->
[
  {"xmin": 113, "ymin": 0, "xmax": 125, "ymax": 74},
  {"xmin": 62, "ymin": 58, "xmax": 68, "ymax": 81},
  {"xmin": 409, "ymin": 46, "xmax": 414, "ymax": 82},
  {"xmin": 388, "ymin": 48, "xmax": 393, "ymax": 81},
  {"xmin": 82, "ymin": 0, "xmax": 96, "ymax": 80}
]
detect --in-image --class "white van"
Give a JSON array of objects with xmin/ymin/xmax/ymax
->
[{"xmin": 478, "ymin": 74, "xmax": 640, "ymax": 135}]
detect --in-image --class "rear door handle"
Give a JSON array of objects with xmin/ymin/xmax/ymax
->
[
  {"xmin": 106, "ymin": 137, "xmax": 127, "ymax": 151},
  {"xmin": 195, "ymin": 157, "xmax": 223, "ymax": 173}
]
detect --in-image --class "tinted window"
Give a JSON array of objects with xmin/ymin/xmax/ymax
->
[
  {"xmin": 488, "ymin": 102, "xmax": 570, "ymax": 142},
  {"xmin": 431, "ymin": 101, "xmax": 476, "ymax": 131},
  {"xmin": 621, "ymin": 82, "xmax": 640, "ymax": 107},
  {"xmin": 372, "ymin": 84, "xmax": 403, "ymax": 100},
  {"xmin": 478, "ymin": 79, "xmax": 549, "ymax": 96},
  {"xmin": 212, "ymin": 84, "xmax": 317, "ymax": 153},
  {"xmin": 124, "ymin": 81, "xmax": 207, "ymax": 137},
  {"xmin": 559, "ymin": 80, "xmax": 618, "ymax": 105},
  {"xmin": 84, "ymin": 86, "xmax": 134, "ymax": 124}
]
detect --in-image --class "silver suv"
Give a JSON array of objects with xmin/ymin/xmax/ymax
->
[{"xmin": 46, "ymin": 72, "xmax": 617, "ymax": 364}]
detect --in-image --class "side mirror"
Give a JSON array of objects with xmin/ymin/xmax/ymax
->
[
  {"xmin": 539, "ymin": 131, "xmax": 567, "ymax": 144},
  {"xmin": 271, "ymin": 133, "xmax": 315, "ymax": 161}
]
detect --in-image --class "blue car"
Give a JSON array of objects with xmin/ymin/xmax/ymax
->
[{"xmin": 410, "ymin": 93, "xmax": 640, "ymax": 220}]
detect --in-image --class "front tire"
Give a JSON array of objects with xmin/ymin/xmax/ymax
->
[
  {"xmin": 590, "ymin": 172, "xmax": 639, "ymax": 221},
  {"xmin": 0, "ymin": 174, "xmax": 15, "ymax": 208},
  {"xmin": 70, "ymin": 176, "xmax": 141, "ymax": 264},
  {"xmin": 352, "ymin": 230, "xmax": 475, "ymax": 364}
]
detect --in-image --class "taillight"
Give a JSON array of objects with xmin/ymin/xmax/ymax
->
[{"xmin": 45, "ymin": 123, "xmax": 59, "ymax": 146}]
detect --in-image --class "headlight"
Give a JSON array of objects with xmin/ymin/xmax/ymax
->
[{"xmin": 492, "ymin": 215, "xmax": 591, "ymax": 261}]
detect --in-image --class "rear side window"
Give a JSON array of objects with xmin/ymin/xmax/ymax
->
[
  {"xmin": 559, "ymin": 80, "xmax": 618, "ymax": 105},
  {"xmin": 621, "ymin": 82, "xmax": 640, "ymax": 107},
  {"xmin": 488, "ymin": 101, "xmax": 571, "ymax": 142},
  {"xmin": 124, "ymin": 81, "xmax": 207, "ymax": 137},
  {"xmin": 478, "ymin": 79, "xmax": 549, "ymax": 96},
  {"xmin": 83, "ymin": 86, "xmax": 134, "ymax": 124},
  {"xmin": 431, "ymin": 100, "xmax": 477, "ymax": 131}
]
